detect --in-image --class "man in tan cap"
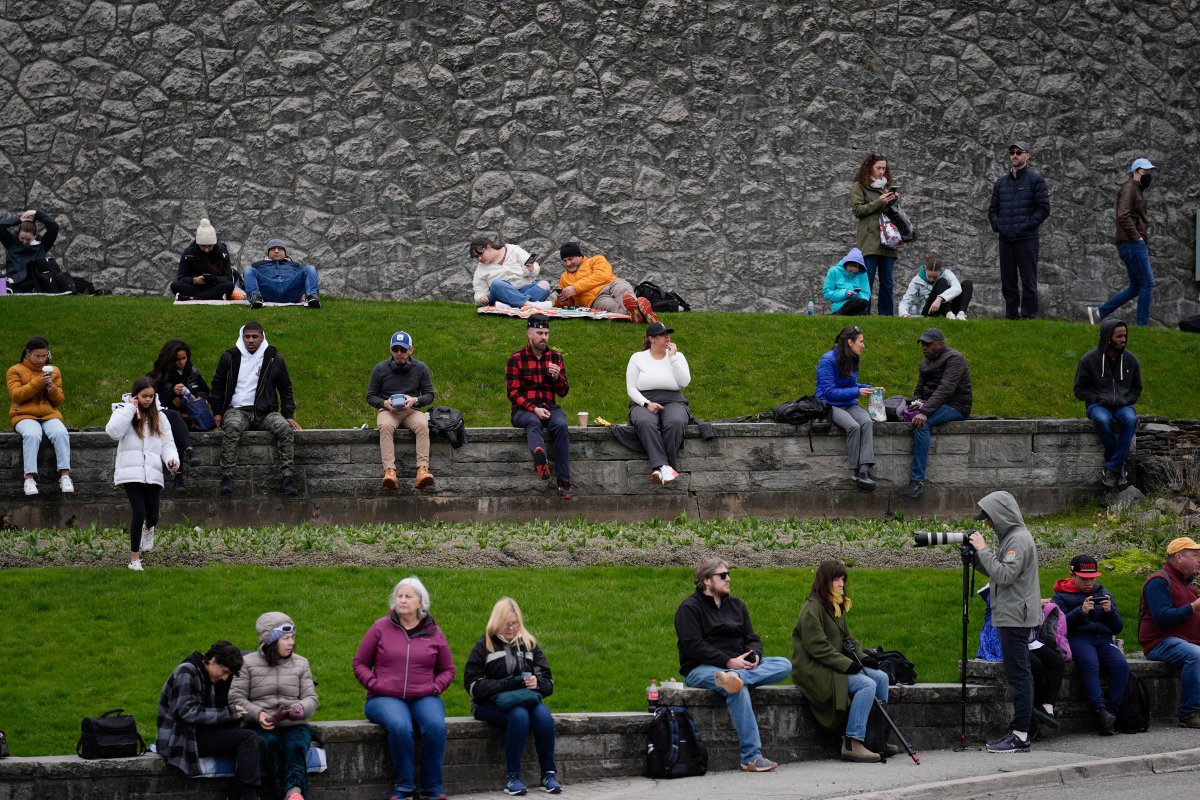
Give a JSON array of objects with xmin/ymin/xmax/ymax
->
[{"xmin": 1139, "ymin": 536, "xmax": 1200, "ymax": 727}]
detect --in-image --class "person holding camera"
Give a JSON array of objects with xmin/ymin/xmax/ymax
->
[
  {"xmin": 822, "ymin": 248, "xmax": 871, "ymax": 316},
  {"xmin": 791, "ymin": 560, "xmax": 891, "ymax": 763},
  {"xmin": 969, "ymin": 491, "xmax": 1041, "ymax": 753},
  {"xmin": 1051, "ymin": 555, "xmax": 1129, "ymax": 735},
  {"xmin": 675, "ymin": 557, "xmax": 793, "ymax": 772}
]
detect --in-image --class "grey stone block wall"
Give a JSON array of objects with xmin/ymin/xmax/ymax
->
[
  {"xmin": 2, "ymin": 2, "xmax": 1198, "ymax": 323},
  {"xmin": 0, "ymin": 419, "xmax": 1118, "ymax": 528}
]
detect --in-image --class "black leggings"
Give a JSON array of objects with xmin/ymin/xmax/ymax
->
[{"xmin": 124, "ymin": 483, "xmax": 162, "ymax": 553}]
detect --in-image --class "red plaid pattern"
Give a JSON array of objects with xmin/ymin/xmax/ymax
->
[{"xmin": 506, "ymin": 345, "xmax": 569, "ymax": 412}]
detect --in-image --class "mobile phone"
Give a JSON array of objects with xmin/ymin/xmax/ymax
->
[{"xmin": 525, "ymin": 253, "xmax": 538, "ymax": 266}]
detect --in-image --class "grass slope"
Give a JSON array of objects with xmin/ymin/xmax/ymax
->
[{"xmin": 2, "ymin": 297, "xmax": 1197, "ymax": 428}]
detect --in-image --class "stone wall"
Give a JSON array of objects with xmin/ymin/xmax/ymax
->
[
  {"xmin": 0, "ymin": 419, "xmax": 1118, "ymax": 529},
  {"xmin": 2, "ymin": 2, "xmax": 1198, "ymax": 323}
]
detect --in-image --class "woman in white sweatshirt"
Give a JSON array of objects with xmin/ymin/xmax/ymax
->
[
  {"xmin": 469, "ymin": 235, "xmax": 551, "ymax": 307},
  {"xmin": 106, "ymin": 376, "xmax": 178, "ymax": 570},
  {"xmin": 626, "ymin": 322, "xmax": 692, "ymax": 484}
]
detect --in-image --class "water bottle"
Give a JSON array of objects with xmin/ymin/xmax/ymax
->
[
  {"xmin": 806, "ymin": 297, "xmax": 815, "ymax": 316},
  {"xmin": 180, "ymin": 386, "xmax": 196, "ymax": 403},
  {"xmin": 646, "ymin": 679, "xmax": 660, "ymax": 712}
]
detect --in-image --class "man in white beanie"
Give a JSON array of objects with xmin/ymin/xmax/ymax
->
[
  {"xmin": 172, "ymin": 218, "xmax": 237, "ymax": 300},
  {"xmin": 244, "ymin": 239, "xmax": 321, "ymax": 309}
]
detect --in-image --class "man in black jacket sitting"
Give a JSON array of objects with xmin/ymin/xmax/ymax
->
[
  {"xmin": 1074, "ymin": 318, "xmax": 1141, "ymax": 488},
  {"xmin": 210, "ymin": 321, "xmax": 301, "ymax": 496}
]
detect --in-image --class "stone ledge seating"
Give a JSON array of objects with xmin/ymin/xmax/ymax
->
[{"xmin": 0, "ymin": 659, "xmax": 1177, "ymax": 799}]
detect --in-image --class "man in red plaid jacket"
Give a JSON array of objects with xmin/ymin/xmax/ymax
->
[{"xmin": 506, "ymin": 314, "xmax": 573, "ymax": 499}]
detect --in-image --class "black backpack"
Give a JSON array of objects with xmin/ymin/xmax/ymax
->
[
  {"xmin": 863, "ymin": 648, "xmax": 918, "ymax": 685},
  {"xmin": 645, "ymin": 705, "xmax": 708, "ymax": 778},
  {"xmin": 1115, "ymin": 672, "xmax": 1150, "ymax": 733},
  {"xmin": 863, "ymin": 702, "xmax": 893, "ymax": 762},
  {"xmin": 29, "ymin": 256, "xmax": 76, "ymax": 294},
  {"xmin": 635, "ymin": 280, "xmax": 691, "ymax": 313},
  {"xmin": 76, "ymin": 708, "xmax": 146, "ymax": 759},
  {"xmin": 427, "ymin": 406, "xmax": 467, "ymax": 448},
  {"xmin": 772, "ymin": 396, "xmax": 831, "ymax": 429}
]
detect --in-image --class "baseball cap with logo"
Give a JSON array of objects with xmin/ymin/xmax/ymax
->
[
  {"xmin": 390, "ymin": 331, "xmax": 412, "ymax": 350},
  {"xmin": 1070, "ymin": 554, "xmax": 1101, "ymax": 577}
]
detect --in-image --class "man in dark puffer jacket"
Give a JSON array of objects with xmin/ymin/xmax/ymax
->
[{"xmin": 988, "ymin": 141, "xmax": 1051, "ymax": 320}]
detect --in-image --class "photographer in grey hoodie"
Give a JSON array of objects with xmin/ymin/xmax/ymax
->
[{"xmin": 969, "ymin": 490, "xmax": 1041, "ymax": 753}]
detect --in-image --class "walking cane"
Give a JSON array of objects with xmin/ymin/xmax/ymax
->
[{"xmin": 846, "ymin": 645, "xmax": 920, "ymax": 765}]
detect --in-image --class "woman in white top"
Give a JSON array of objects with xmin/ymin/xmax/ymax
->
[
  {"xmin": 625, "ymin": 322, "xmax": 692, "ymax": 484},
  {"xmin": 106, "ymin": 376, "xmax": 178, "ymax": 570},
  {"xmin": 469, "ymin": 235, "xmax": 552, "ymax": 307}
]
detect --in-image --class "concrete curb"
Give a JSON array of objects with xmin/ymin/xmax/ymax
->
[{"xmin": 831, "ymin": 746, "xmax": 1200, "ymax": 800}]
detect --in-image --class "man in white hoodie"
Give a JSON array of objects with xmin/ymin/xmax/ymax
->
[{"xmin": 210, "ymin": 322, "xmax": 302, "ymax": 496}]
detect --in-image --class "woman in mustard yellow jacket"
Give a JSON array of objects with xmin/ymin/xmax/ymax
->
[{"xmin": 6, "ymin": 336, "xmax": 72, "ymax": 496}]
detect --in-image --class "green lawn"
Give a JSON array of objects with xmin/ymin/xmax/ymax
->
[
  {"xmin": 0, "ymin": 564, "xmax": 1153, "ymax": 756},
  {"xmin": 2, "ymin": 297, "xmax": 1197, "ymax": 429}
]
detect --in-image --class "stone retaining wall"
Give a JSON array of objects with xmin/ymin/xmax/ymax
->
[{"xmin": 0, "ymin": 419, "xmax": 1125, "ymax": 528}]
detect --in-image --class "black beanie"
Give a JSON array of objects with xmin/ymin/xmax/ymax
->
[{"xmin": 559, "ymin": 243, "xmax": 583, "ymax": 259}]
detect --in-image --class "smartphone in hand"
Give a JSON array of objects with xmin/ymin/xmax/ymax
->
[{"xmin": 525, "ymin": 253, "xmax": 538, "ymax": 266}]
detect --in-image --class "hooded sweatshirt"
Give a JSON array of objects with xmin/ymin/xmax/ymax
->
[
  {"xmin": 1073, "ymin": 318, "xmax": 1141, "ymax": 410},
  {"xmin": 1050, "ymin": 578, "xmax": 1123, "ymax": 639},
  {"xmin": 229, "ymin": 611, "xmax": 319, "ymax": 727},
  {"xmin": 210, "ymin": 327, "xmax": 295, "ymax": 419},
  {"xmin": 973, "ymin": 491, "xmax": 1041, "ymax": 628},
  {"xmin": 821, "ymin": 259, "xmax": 871, "ymax": 313}
]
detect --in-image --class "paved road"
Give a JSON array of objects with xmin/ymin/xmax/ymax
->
[{"xmin": 975, "ymin": 769, "xmax": 1200, "ymax": 800}]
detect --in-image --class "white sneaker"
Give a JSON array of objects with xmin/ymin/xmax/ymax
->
[
  {"xmin": 141, "ymin": 526, "xmax": 155, "ymax": 553},
  {"xmin": 23, "ymin": 478, "xmax": 38, "ymax": 496},
  {"xmin": 946, "ymin": 311, "xmax": 955, "ymax": 319},
  {"xmin": 127, "ymin": 559, "xmax": 144, "ymax": 571},
  {"xmin": 1087, "ymin": 306, "xmax": 1098, "ymax": 325},
  {"xmin": 59, "ymin": 475, "xmax": 74, "ymax": 493},
  {"xmin": 956, "ymin": 311, "xmax": 967, "ymax": 320},
  {"xmin": 660, "ymin": 465, "xmax": 680, "ymax": 484}
]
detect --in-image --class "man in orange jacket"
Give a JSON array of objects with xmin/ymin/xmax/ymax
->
[{"xmin": 556, "ymin": 242, "xmax": 658, "ymax": 323}]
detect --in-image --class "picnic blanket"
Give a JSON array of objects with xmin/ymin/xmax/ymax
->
[
  {"xmin": 476, "ymin": 303, "xmax": 632, "ymax": 321},
  {"xmin": 173, "ymin": 297, "xmax": 306, "ymax": 307},
  {"xmin": 1, "ymin": 290, "xmax": 73, "ymax": 297}
]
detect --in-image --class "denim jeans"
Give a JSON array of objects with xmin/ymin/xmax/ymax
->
[
  {"xmin": 862, "ymin": 255, "xmax": 895, "ymax": 316},
  {"xmin": 1070, "ymin": 634, "xmax": 1129, "ymax": 713},
  {"xmin": 1147, "ymin": 636, "xmax": 1200, "ymax": 715},
  {"xmin": 474, "ymin": 701, "xmax": 557, "ymax": 777},
  {"xmin": 998, "ymin": 627, "xmax": 1034, "ymax": 732},
  {"xmin": 1100, "ymin": 240, "xmax": 1155, "ymax": 326},
  {"xmin": 15, "ymin": 418, "xmax": 71, "ymax": 474},
  {"xmin": 909, "ymin": 404, "xmax": 964, "ymax": 481},
  {"xmin": 511, "ymin": 407, "xmax": 570, "ymax": 482},
  {"xmin": 489, "ymin": 279, "xmax": 550, "ymax": 307},
  {"xmin": 685, "ymin": 656, "xmax": 792, "ymax": 763},
  {"xmin": 244, "ymin": 262, "xmax": 320, "ymax": 303},
  {"xmin": 364, "ymin": 695, "xmax": 447, "ymax": 797},
  {"xmin": 844, "ymin": 667, "xmax": 890, "ymax": 741},
  {"xmin": 1086, "ymin": 403, "xmax": 1137, "ymax": 474}
]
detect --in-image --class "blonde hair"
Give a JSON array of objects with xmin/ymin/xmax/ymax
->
[{"xmin": 484, "ymin": 597, "xmax": 537, "ymax": 653}]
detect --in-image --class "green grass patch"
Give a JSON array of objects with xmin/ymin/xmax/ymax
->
[
  {"xmin": 2, "ymin": 297, "xmax": 1197, "ymax": 428},
  {"xmin": 0, "ymin": 564, "xmax": 1155, "ymax": 756}
]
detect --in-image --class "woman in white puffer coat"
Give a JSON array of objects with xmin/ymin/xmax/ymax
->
[{"xmin": 106, "ymin": 375, "xmax": 178, "ymax": 571}]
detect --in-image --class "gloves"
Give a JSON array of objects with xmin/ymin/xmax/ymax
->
[
  {"xmin": 861, "ymin": 654, "xmax": 879, "ymax": 670},
  {"xmin": 846, "ymin": 662, "xmax": 863, "ymax": 675}
]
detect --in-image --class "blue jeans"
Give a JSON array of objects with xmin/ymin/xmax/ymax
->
[
  {"xmin": 489, "ymin": 280, "xmax": 550, "ymax": 307},
  {"xmin": 1086, "ymin": 403, "xmax": 1137, "ymax": 474},
  {"xmin": 1070, "ymin": 634, "xmax": 1129, "ymax": 713},
  {"xmin": 244, "ymin": 262, "xmax": 320, "ymax": 303},
  {"xmin": 909, "ymin": 404, "xmax": 964, "ymax": 481},
  {"xmin": 862, "ymin": 255, "xmax": 895, "ymax": 316},
  {"xmin": 511, "ymin": 407, "xmax": 570, "ymax": 482},
  {"xmin": 845, "ymin": 667, "xmax": 890, "ymax": 741},
  {"xmin": 685, "ymin": 656, "xmax": 792, "ymax": 763},
  {"xmin": 474, "ymin": 701, "xmax": 557, "ymax": 777},
  {"xmin": 1147, "ymin": 636, "xmax": 1200, "ymax": 715},
  {"xmin": 15, "ymin": 418, "xmax": 71, "ymax": 475},
  {"xmin": 364, "ymin": 695, "xmax": 447, "ymax": 797},
  {"xmin": 1100, "ymin": 240, "xmax": 1154, "ymax": 326}
]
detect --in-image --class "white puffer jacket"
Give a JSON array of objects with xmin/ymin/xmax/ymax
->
[{"xmin": 106, "ymin": 400, "xmax": 179, "ymax": 486}]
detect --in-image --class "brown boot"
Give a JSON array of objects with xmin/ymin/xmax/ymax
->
[
  {"xmin": 381, "ymin": 468, "xmax": 399, "ymax": 490},
  {"xmin": 840, "ymin": 737, "xmax": 881, "ymax": 763},
  {"xmin": 415, "ymin": 465, "xmax": 435, "ymax": 490}
]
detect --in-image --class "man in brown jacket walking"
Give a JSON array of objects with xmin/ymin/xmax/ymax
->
[{"xmin": 1096, "ymin": 158, "xmax": 1157, "ymax": 327}]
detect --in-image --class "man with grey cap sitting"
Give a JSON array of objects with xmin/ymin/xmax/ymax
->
[
  {"xmin": 900, "ymin": 327, "xmax": 972, "ymax": 499},
  {"xmin": 366, "ymin": 330, "xmax": 436, "ymax": 492},
  {"xmin": 244, "ymin": 239, "xmax": 321, "ymax": 309}
]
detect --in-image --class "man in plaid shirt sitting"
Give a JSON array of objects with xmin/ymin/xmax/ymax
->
[{"xmin": 506, "ymin": 314, "xmax": 574, "ymax": 499}]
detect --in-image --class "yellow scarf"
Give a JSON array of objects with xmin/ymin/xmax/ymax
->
[{"xmin": 829, "ymin": 587, "xmax": 852, "ymax": 618}]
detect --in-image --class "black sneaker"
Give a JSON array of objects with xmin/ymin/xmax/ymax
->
[
  {"xmin": 173, "ymin": 473, "xmax": 187, "ymax": 493},
  {"xmin": 1097, "ymin": 708, "xmax": 1116, "ymax": 735},
  {"xmin": 186, "ymin": 448, "xmax": 202, "ymax": 466},
  {"xmin": 985, "ymin": 732, "xmax": 1030, "ymax": 753},
  {"xmin": 306, "ymin": 293, "xmax": 321, "ymax": 309},
  {"xmin": 281, "ymin": 475, "xmax": 299, "ymax": 496},
  {"xmin": 1032, "ymin": 706, "xmax": 1059, "ymax": 729},
  {"xmin": 900, "ymin": 480, "xmax": 923, "ymax": 499},
  {"xmin": 219, "ymin": 475, "xmax": 235, "ymax": 495},
  {"xmin": 249, "ymin": 293, "xmax": 264, "ymax": 309},
  {"xmin": 1101, "ymin": 468, "xmax": 1119, "ymax": 488},
  {"xmin": 853, "ymin": 467, "xmax": 876, "ymax": 492}
]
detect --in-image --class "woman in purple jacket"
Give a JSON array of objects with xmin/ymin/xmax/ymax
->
[{"xmin": 354, "ymin": 576, "xmax": 456, "ymax": 800}]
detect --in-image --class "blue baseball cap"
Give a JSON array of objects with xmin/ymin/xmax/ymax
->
[
  {"xmin": 1130, "ymin": 158, "xmax": 1156, "ymax": 173},
  {"xmin": 390, "ymin": 331, "xmax": 412, "ymax": 350}
]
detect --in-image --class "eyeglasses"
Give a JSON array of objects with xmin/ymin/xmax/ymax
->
[{"xmin": 712, "ymin": 571, "xmax": 730, "ymax": 580}]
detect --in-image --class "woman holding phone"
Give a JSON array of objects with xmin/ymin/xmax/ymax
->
[
  {"xmin": 106, "ymin": 376, "xmax": 178, "ymax": 570},
  {"xmin": 815, "ymin": 325, "xmax": 877, "ymax": 491},
  {"xmin": 469, "ymin": 235, "xmax": 552, "ymax": 307},
  {"xmin": 850, "ymin": 152, "xmax": 901, "ymax": 315}
]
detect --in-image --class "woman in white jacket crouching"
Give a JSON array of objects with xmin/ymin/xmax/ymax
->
[{"xmin": 106, "ymin": 376, "xmax": 178, "ymax": 571}]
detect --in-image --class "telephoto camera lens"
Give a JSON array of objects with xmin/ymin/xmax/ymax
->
[{"xmin": 912, "ymin": 531, "xmax": 970, "ymax": 547}]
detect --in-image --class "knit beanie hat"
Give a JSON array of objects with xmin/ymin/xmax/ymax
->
[
  {"xmin": 256, "ymin": 611, "xmax": 295, "ymax": 650},
  {"xmin": 195, "ymin": 218, "xmax": 218, "ymax": 246},
  {"xmin": 559, "ymin": 242, "xmax": 583, "ymax": 259},
  {"xmin": 266, "ymin": 238, "xmax": 287, "ymax": 256}
]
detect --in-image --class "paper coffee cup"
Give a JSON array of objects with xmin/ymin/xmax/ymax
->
[
  {"xmin": 42, "ymin": 366, "xmax": 54, "ymax": 375},
  {"xmin": 577, "ymin": 411, "xmax": 589, "ymax": 427}
]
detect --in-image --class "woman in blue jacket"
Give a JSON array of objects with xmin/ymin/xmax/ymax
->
[
  {"xmin": 815, "ymin": 325, "xmax": 877, "ymax": 491},
  {"xmin": 822, "ymin": 248, "xmax": 871, "ymax": 315}
]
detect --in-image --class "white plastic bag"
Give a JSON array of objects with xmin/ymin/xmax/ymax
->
[{"xmin": 868, "ymin": 388, "xmax": 887, "ymax": 422}]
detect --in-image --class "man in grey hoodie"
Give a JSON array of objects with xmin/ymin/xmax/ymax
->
[{"xmin": 969, "ymin": 490, "xmax": 1041, "ymax": 753}]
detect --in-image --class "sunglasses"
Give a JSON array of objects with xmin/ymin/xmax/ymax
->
[
  {"xmin": 391, "ymin": 345, "xmax": 407, "ymax": 352},
  {"xmin": 712, "ymin": 571, "xmax": 730, "ymax": 580},
  {"xmin": 274, "ymin": 623, "xmax": 296, "ymax": 634}
]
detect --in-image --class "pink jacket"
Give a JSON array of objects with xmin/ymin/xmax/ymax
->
[{"xmin": 353, "ymin": 614, "xmax": 455, "ymax": 700}]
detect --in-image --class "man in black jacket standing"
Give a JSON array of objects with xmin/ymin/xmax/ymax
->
[
  {"xmin": 210, "ymin": 321, "xmax": 301, "ymax": 496},
  {"xmin": 675, "ymin": 556, "xmax": 793, "ymax": 773},
  {"xmin": 1074, "ymin": 318, "xmax": 1141, "ymax": 488},
  {"xmin": 988, "ymin": 141, "xmax": 1051, "ymax": 319}
]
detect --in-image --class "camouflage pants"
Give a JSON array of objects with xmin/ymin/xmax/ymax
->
[{"xmin": 220, "ymin": 407, "xmax": 294, "ymax": 476}]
